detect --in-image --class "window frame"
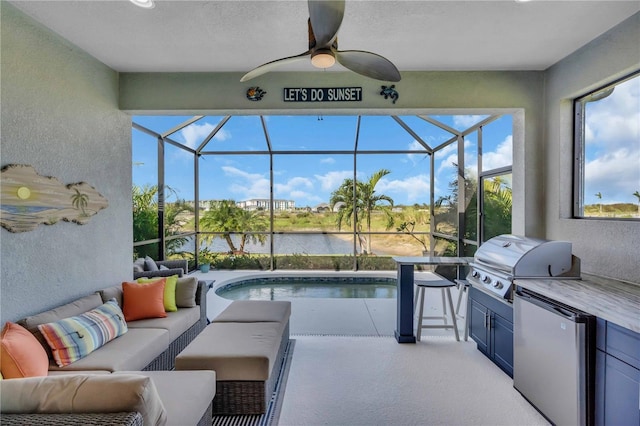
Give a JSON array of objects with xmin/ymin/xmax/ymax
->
[{"xmin": 573, "ymin": 70, "xmax": 640, "ymax": 220}]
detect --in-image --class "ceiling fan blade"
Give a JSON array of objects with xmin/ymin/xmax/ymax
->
[
  {"xmin": 334, "ymin": 50, "xmax": 401, "ymax": 82},
  {"xmin": 240, "ymin": 51, "xmax": 311, "ymax": 82},
  {"xmin": 308, "ymin": 0, "xmax": 345, "ymax": 47}
]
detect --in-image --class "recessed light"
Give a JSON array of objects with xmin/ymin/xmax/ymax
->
[{"xmin": 130, "ymin": 0, "xmax": 155, "ymax": 9}]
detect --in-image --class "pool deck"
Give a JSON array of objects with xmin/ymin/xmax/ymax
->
[{"xmin": 192, "ymin": 269, "xmax": 467, "ymax": 337}]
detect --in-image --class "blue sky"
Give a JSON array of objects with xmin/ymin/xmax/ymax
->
[
  {"xmin": 133, "ymin": 114, "xmax": 513, "ymax": 208},
  {"xmin": 583, "ymin": 74, "xmax": 640, "ymax": 205}
]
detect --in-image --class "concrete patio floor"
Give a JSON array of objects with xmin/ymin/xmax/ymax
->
[{"xmin": 193, "ymin": 269, "xmax": 549, "ymax": 425}]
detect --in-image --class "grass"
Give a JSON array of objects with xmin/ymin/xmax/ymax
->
[{"xmin": 584, "ymin": 203, "xmax": 639, "ymax": 218}]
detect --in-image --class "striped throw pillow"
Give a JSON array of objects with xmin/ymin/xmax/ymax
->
[{"xmin": 38, "ymin": 298, "xmax": 127, "ymax": 367}]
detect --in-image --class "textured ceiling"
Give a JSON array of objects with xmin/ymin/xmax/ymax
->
[{"xmin": 8, "ymin": 0, "xmax": 640, "ymax": 74}]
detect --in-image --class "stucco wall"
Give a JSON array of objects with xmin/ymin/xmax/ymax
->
[
  {"xmin": 544, "ymin": 12, "xmax": 640, "ymax": 283},
  {"xmin": 0, "ymin": 3, "xmax": 133, "ymax": 323}
]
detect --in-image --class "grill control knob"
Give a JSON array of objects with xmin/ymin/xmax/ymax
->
[
  {"xmin": 482, "ymin": 275, "xmax": 492, "ymax": 284},
  {"xmin": 471, "ymin": 270, "xmax": 479, "ymax": 278},
  {"xmin": 493, "ymin": 281, "xmax": 504, "ymax": 289}
]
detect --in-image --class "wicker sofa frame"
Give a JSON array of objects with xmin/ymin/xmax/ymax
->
[
  {"xmin": 1, "ymin": 402, "xmax": 213, "ymax": 426},
  {"xmin": 141, "ymin": 279, "xmax": 209, "ymax": 371},
  {"xmin": 133, "ymin": 259, "xmax": 188, "ymax": 280}
]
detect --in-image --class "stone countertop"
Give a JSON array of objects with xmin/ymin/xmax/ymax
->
[
  {"xmin": 393, "ymin": 256, "xmax": 474, "ymax": 265},
  {"xmin": 515, "ymin": 273, "xmax": 640, "ymax": 333}
]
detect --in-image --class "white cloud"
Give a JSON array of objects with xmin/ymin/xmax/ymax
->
[
  {"xmin": 222, "ymin": 166, "xmax": 269, "ymax": 199},
  {"xmin": 436, "ymin": 141, "xmax": 457, "ymax": 157},
  {"xmin": 320, "ymin": 157, "xmax": 336, "ymax": 164},
  {"xmin": 274, "ymin": 176, "xmax": 314, "ymax": 196},
  {"xmin": 453, "ymin": 115, "xmax": 488, "ymax": 129},
  {"xmin": 376, "ymin": 174, "xmax": 430, "ymax": 203},
  {"xmin": 483, "ymin": 135, "xmax": 513, "ymax": 171},
  {"xmin": 585, "ymin": 147, "xmax": 640, "ymax": 204},
  {"xmin": 314, "ymin": 170, "xmax": 353, "ymax": 192},
  {"xmin": 406, "ymin": 140, "xmax": 430, "ymax": 166},
  {"xmin": 437, "ymin": 153, "xmax": 458, "ymax": 176},
  {"xmin": 180, "ymin": 122, "xmax": 231, "ymax": 150},
  {"xmin": 585, "ymin": 78, "xmax": 639, "ymax": 152}
]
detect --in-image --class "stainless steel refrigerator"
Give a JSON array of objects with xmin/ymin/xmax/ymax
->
[{"xmin": 514, "ymin": 287, "xmax": 595, "ymax": 426}]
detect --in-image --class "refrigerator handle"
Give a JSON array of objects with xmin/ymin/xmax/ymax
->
[{"xmin": 515, "ymin": 289, "xmax": 578, "ymax": 320}]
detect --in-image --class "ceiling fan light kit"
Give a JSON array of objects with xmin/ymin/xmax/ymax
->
[
  {"xmin": 311, "ymin": 50, "xmax": 336, "ymax": 69},
  {"xmin": 129, "ymin": 0, "xmax": 155, "ymax": 9},
  {"xmin": 240, "ymin": 0, "xmax": 401, "ymax": 82}
]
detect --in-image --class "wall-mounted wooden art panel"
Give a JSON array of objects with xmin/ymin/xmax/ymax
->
[{"xmin": 1, "ymin": 164, "xmax": 108, "ymax": 233}]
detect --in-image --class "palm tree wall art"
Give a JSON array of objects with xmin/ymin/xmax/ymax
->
[{"xmin": 1, "ymin": 164, "xmax": 108, "ymax": 233}]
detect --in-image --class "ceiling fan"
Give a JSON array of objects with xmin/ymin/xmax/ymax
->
[{"xmin": 240, "ymin": 0, "xmax": 401, "ymax": 82}]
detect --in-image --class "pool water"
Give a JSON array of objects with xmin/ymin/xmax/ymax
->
[{"xmin": 216, "ymin": 277, "xmax": 397, "ymax": 300}]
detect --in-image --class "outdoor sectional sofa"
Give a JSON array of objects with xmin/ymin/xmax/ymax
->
[
  {"xmin": 1, "ymin": 278, "xmax": 293, "ymax": 423},
  {"xmin": 0, "ymin": 277, "xmax": 214, "ymax": 425}
]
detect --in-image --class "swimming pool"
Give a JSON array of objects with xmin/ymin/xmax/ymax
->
[{"xmin": 215, "ymin": 276, "xmax": 397, "ymax": 300}]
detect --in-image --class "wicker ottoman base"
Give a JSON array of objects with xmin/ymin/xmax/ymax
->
[
  {"xmin": 212, "ymin": 322, "xmax": 289, "ymax": 416},
  {"xmin": 176, "ymin": 321, "xmax": 290, "ymax": 416}
]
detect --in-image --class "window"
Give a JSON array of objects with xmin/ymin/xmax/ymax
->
[
  {"xmin": 574, "ymin": 72, "xmax": 640, "ymax": 219},
  {"xmin": 132, "ymin": 113, "xmax": 514, "ymax": 269}
]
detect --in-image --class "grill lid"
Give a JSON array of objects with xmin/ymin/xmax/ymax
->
[{"xmin": 474, "ymin": 234, "xmax": 573, "ymax": 277}]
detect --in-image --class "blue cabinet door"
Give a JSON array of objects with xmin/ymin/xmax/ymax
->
[
  {"xmin": 492, "ymin": 312, "xmax": 514, "ymax": 377},
  {"xmin": 469, "ymin": 297, "xmax": 489, "ymax": 354},
  {"xmin": 596, "ymin": 319, "xmax": 640, "ymax": 426},
  {"xmin": 468, "ymin": 286, "xmax": 514, "ymax": 377},
  {"xmin": 598, "ymin": 352, "xmax": 640, "ymax": 426}
]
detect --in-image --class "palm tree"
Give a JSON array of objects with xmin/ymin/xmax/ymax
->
[
  {"xmin": 132, "ymin": 184, "xmax": 190, "ymax": 257},
  {"xmin": 71, "ymin": 189, "xmax": 89, "ymax": 216},
  {"xmin": 330, "ymin": 169, "xmax": 394, "ymax": 254},
  {"xmin": 595, "ymin": 191, "xmax": 603, "ymax": 215},
  {"xmin": 483, "ymin": 177, "xmax": 513, "ymax": 240},
  {"xmin": 199, "ymin": 200, "xmax": 267, "ymax": 254}
]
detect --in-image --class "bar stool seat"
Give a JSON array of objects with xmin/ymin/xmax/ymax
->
[{"xmin": 414, "ymin": 274, "xmax": 460, "ymax": 342}]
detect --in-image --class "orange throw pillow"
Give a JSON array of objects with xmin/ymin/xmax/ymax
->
[
  {"xmin": 122, "ymin": 280, "xmax": 167, "ymax": 322},
  {"xmin": 0, "ymin": 322, "xmax": 49, "ymax": 379}
]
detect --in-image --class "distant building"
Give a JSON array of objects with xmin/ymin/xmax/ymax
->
[
  {"xmin": 313, "ymin": 203, "xmax": 331, "ymax": 212},
  {"xmin": 237, "ymin": 199, "xmax": 295, "ymax": 212}
]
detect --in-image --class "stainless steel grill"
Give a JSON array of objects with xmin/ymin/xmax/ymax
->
[{"xmin": 467, "ymin": 234, "xmax": 581, "ymax": 301}]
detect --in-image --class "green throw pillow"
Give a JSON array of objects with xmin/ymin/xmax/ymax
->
[{"xmin": 137, "ymin": 275, "xmax": 178, "ymax": 312}]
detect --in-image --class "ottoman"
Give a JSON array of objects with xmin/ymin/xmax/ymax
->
[
  {"xmin": 175, "ymin": 321, "xmax": 287, "ymax": 415},
  {"xmin": 212, "ymin": 300, "xmax": 291, "ymax": 324},
  {"xmin": 115, "ymin": 370, "xmax": 216, "ymax": 426}
]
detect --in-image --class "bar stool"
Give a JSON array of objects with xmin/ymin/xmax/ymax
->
[
  {"xmin": 414, "ymin": 273, "xmax": 460, "ymax": 342},
  {"xmin": 454, "ymin": 279, "xmax": 470, "ymax": 341}
]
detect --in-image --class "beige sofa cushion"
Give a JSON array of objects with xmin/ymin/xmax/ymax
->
[
  {"xmin": 47, "ymin": 328, "xmax": 170, "ymax": 372},
  {"xmin": 98, "ymin": 285, "xmax": 123, "ymax": 307},
  {"xmin": 175, "ymin": 322, "xmax": 282, "ymax": 381},
  {"xmin": 18, "ymin": 294, "xmax": 104, "ymax": 359},
  {"xmin": 0, "ymin": 374, "xmax": 167, "ymax": 426},
  {"xmin": 116, "ymin": 370, "xmax": 216, "ymax": 426},
  {"xmin": 48, "ymin": 370, "xmax": 111, "ymax": 376},
  {"xmin": 175, "ymin": 276, "xmax": 198, "ymax": 308},
  {"xmin": 127, "ymin": 307, "xmax": 200, "ymax": 341},
  {"xmin": 213, "ymin": 300, "xmax": 291, "ymax": 324}
]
